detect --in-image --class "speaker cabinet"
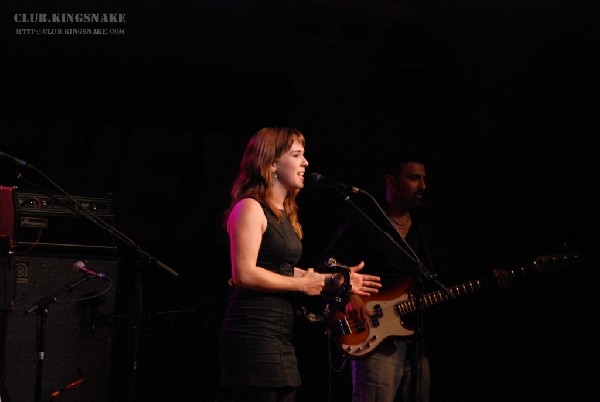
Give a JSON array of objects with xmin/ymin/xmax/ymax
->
[{"xmin": 2, "ymin": 253, "xmax": 119, "ymax": 402}]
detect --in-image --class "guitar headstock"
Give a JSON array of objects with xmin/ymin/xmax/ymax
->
[{"xmin": 532, "ymin": 252, "xmax": 583, "ymax": 274}]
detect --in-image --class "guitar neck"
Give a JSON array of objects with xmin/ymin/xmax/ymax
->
[
  {"xmin": 396, "ymin": 252, "xmax": 582, "ymax": 315},
  {"xmin": 398, "ymin": 279, "xmax": 484, "ymax": 315}
]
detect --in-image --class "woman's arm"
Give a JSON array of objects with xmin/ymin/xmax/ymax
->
[{"xmin": 228, "ymin": 198, "xmax": 324, "ymax": 295}]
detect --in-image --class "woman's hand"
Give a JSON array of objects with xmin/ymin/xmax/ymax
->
[
  {"xmin": 348, "ymin": 261, "xmax": 381, "ymax": 296},
  {"xmin": 300, "ymin": 268, "xmax": 325, "ymax": 296}
]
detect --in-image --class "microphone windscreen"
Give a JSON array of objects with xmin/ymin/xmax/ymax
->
[{"xmin": 307, "ymin": 172, "xmax": 324, "ymax": 186}]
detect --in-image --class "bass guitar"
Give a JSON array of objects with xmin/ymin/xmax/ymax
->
[{"xmin": 328, "ymin": 253, "xmax": 582, "ymax": 358}]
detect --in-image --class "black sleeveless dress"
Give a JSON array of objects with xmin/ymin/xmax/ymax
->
[{"xmin": 219, "ymin": 204, "xmax": 303, "ymax": 388}]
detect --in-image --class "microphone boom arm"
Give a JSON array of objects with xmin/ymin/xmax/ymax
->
[
  {"xmin": 332, "ymin": 188, "xmax": 455, "ymax": 299},
  {"xmin": 1, "ymin": 150, "xmax": 178, "ymax": 277}
]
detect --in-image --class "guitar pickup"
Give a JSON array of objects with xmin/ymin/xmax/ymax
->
[
  {"xmin": 336, "ymin": 317, "xmax": 351, "ymax": 336},
  {"xmin": 370, "ymin": 304, "xmax": 383, "ymax": 328}
]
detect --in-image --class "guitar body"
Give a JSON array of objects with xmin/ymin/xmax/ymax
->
[{"xmin": 329, "ymin": 276, "xmax": 417, "ymax": 358}]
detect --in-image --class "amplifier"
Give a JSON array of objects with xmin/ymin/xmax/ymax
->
[
  {"xmin": 4, "ymin": 253, "xmax": 120, "ymax": 402},
  {"xmin": 0, "ymin": 187, "xmax": 117, "ymax": 251}
]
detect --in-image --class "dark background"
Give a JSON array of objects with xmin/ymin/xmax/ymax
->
[{"xmin": 1, "ymin": 1, "xmax": 599, "ymax": 401}]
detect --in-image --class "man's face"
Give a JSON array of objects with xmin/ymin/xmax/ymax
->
[{"xmin": 387, "ymin": 162, "xmax": 426, "ymax": 209}]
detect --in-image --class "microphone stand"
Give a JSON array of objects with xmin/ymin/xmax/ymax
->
[
  {"xmin": 333, "ymin": 188, "xmax": 455, "ymax": 402},
  {"xmin": 27, "ymin": 276, "xmax": 91, "ymax": 402},
  {"xmin": 1, "ymin": 150, "xmax": 179, "ymax": 401}
]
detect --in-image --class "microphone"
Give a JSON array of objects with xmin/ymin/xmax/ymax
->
[
  {"xmin": 72, "ymin": 261, "xmax": 111, "ymax": 281},
  {"xmin": 0, "ymin": 150, "xmax": 28, "ymax": 167},
  {"xmin": 307, "ymin": 172, "xmax": 360, "ymax": 193}
]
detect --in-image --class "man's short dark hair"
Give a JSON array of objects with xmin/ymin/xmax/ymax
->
[{"xmin": 381, "ymin": 151, "xmax": 427, "ymax": 177}]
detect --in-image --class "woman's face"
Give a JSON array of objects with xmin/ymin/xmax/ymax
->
[{"xmin": 273, "ymin": 140, "xmax": 309, "ymax": 190}]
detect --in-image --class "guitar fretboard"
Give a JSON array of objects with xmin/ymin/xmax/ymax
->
[
  {"xmin": 397, "ymin": 279, "xmax": 484, "ymax": 315},
  {"xmin": 394, "ymin": 253, "xmax": 582, "ymax": 316}
]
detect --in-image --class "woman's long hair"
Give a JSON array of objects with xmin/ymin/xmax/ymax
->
[{"xmin": 225, "ymin": 127, "xmax": 305, "ymax": 238}]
